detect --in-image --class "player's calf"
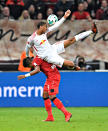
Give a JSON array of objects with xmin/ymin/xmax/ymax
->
[
  {"xmin": 43, "ymin": 96, "xmax": 54, "ymax": 122},
  {"xmin": 63, "ymin": 60, "xmax": 74, "ymax": 67},
  {"xmin": 50, "ymin": 96, "xmax": 72, "ymax": 122}
]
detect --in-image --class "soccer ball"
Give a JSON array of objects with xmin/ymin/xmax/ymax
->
[{"xmin": 47, "ymin": 14, "xmax": 58, "ymax": 25}]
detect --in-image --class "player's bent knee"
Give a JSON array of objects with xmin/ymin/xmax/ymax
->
[
  {"xmin": 63, "ymin": 60, "xmax": 74, "ymax": 67},
  {"xmin": 43, "ymin": 91, "xmax": 49, "ymax": 98},
  {"xmin": 43, "ymin": 97, "xmax": 49, "ymax": 100},
  {"xmin": 50, "ymin": 96, "xmax": 57, "ymax": 102}
]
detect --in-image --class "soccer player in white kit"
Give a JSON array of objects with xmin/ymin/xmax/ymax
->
[{"xmin": 25, "ymin": 10, "xmax": 98, "ymax": 68}]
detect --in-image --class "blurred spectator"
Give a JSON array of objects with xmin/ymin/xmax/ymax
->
[
  {"xmin": 19, "ymin": 10, "xmax": 30, "ymax": 20},
  {"xmin": 18, "ymin": 47, "xmax": 34, "ymax": 72},
  {"xmin": 24, "ymin": 0, "xmax": 46, "ymax": 19},
  {"xmin": 0, "ymin": 0, "xmax": 6, "ymax": 7},
  {"xmin": 37, "ymin": 12, "xmax": 43, "ymax": 20},
  {"xmin": 0, "ymin": 5, "xmax": 3, "ymax": 15},
  {"xmin": 6, "ymin": 0, "xmax": 24, "ymax": 20},
  {"xmin": 71, "ymin": 2, "xmax": 92, "ymax": 21},
  {"xmin": 42, "ymin": 0, "xmax": 58, "ymax": 9},
  {"xmin": 0, "ymin": 6, "xmax": 14, "ymax": 19},
  {"xmin": 96, "ymin": 0, "xmax": 108, "ymax": 19},
  {"xmin": 46, "ymin": 7, "xmax": 53, "ymax": 18},
  {"xmin": 75, "ymin": 55, "xmax": 92, "ymax": 70},
  {"xmin": 28, "ymin": 4, "xmax": 36, "ymax": 19},
  {"xmin": 98, "ymin": 0, "xmax": 108, "ymax": 4},
  {"xmin": 83, "ymin": 1, "xmax": 89, "ymax": 11},
  {"xmin": 102, "ymin": 7, "xmax": 108, "ymax": 19},
  {"xmin": 84, "ymin": 0, "xmax": 96, "ymax": 19},
  {"xmin": 56, "ymin": 9, "xmax": 64, "ymax": 19},
  {"xmin": 54, "ymin": 0, "xmax": 73, "ymax": 18},
  {"xmin": 93, "ymin": 0, "xmax": 108, "ymax": 11}
]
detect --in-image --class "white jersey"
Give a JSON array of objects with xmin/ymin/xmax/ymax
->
[
  {"xmin": 27, "ymin": 32, "xmax": 53, "ymax": 59},
  {"xmin": 26, "ymin": 17, "xmax": 65, "ymax": 60}
]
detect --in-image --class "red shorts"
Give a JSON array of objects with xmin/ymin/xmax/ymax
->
[{"xmin": 44, "ymin": 79, "xmax": 60, "ymax": 95}]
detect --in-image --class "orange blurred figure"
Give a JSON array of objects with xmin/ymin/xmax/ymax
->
[{"xmin": 18, "ymin": 48, "xmax": 34, "ymax": 72}]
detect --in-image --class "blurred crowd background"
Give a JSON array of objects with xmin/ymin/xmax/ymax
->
[{"xmin": 0, "ymin": 0, "xmax": 108, "ymax": 21}]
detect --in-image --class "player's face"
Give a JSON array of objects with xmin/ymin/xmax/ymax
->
[
  {"xmin": 27, "ymin": 59, "xmax": 33, "ymax": 68},
  {"xmin": 41, "ymin": 24, "xmax": 47, "ymax": 33},
  {"xmin": 29, "ymin": 61, "xmax": 33, "ymax": 68}
]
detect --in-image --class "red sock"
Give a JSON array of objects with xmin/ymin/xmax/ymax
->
[
  {"xmin": 53, "ymin": 98, "xmax": 68, "ymax": 116},
  {"xmin": 44, "ymin": 98, "xmax": 53, "ymax": 117}
]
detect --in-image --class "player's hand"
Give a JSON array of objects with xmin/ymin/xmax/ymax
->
[
  {"xmin": 64, "ymin": 10, "xmax": 71, "ymax": 19},
  {"xmin": 75, "ymin": 66, "xmax": 80, "ymax": 71},
  {"xmin": 17, "ymin": 75, "xmax": 25, "ymax": 80}
]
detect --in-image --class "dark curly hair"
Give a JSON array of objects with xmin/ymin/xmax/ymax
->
[
  {"xmin": 23, "ymin": 57, "xmax": 33, "ymax": 67},
  {"xmin": 37, "ymin": 21, "xmax": 47, "ymax": 29}
]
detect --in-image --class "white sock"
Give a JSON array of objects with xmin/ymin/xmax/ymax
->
[{"xmin": 75, "ymin": 30, "xmax": 93, "ymax": 41}]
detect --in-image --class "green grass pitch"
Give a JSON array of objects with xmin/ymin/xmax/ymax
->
[{"xmin": 0, "ymin": 107, "xmax": 108, "ymax": 131}]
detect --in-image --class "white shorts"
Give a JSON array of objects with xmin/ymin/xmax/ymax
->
[
  {"xmin": 52, "ymin": 40, "xmax": 65, "ymax": 54},
  {"xmin": 44, "ymin": 41, "xmax": 65, "ymax": 67}
]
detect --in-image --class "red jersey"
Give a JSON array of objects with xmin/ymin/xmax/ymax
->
[
  {"xmin": 72, "ymin": 11, "xmax": 90, "ymax": 20},
  {"xmin": 32, "ymin": 56, "xmax": 60, "ymax": 81}
]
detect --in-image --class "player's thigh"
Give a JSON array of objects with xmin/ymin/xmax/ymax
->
[
  {"xmin": 49, "ymin": 80, "xmax": 60, "ymax": 96},
  {"xmin": 49, "ymin": 95, "xmax": 56, "ymax": 100},
  {"xmin": 53, "ymin": 40, "xmax": 65, "ymax": 54},
  {"xmin": 44, "ymin": 80, "xmax": 60, "ymax": 96},
  {"xmin": 43, "ymin": 91, "xmax": 49, "ymax": 98},
  {"xmin": 47, "ymin": 54, "xmax": 64, "ymax": 68}
]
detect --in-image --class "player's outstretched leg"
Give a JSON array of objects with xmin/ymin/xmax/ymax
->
[
  {"xmin": 43, "ymin": 92, "xmax": 54, "ymax": 122},
  {"xmin": 63, "ymin": 60, "xmax": 80, "ymax": 70},
  {"xmin": 64, "ymin": 22, "xmax": 98, "ymax": 48},
  {"xmin": 51, "ymin": 97, "xmax": 72, "ymax": 122}
]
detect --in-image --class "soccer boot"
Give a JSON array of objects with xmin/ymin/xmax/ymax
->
[
  {"xmin": 92, "ymin": 22, "xmax": 98, "ymax": 33},
  {"xmin": 65, "ymin": 112, "xmax": 72, "ymax": 122},
  {"xmin": 43, "ymin": 116, "xmax": 54, "ymax": 122}
]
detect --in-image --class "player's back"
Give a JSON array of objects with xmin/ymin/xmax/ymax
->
[{"xmin": 32, "ymin": 56, "xmax": 60, "ymax": 81}]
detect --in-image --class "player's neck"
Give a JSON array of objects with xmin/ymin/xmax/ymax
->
[{"xmin": 37, "ymin": 29, "xmax": 43, "ymax": 35}]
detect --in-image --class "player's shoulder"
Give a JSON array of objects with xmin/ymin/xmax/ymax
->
[
  {"xmin": 32, "ymin": 56, "xmax": 43, "ymax": 66},
  {"xmin": 28, "ymin": 31, "xmax": 36, "ymax": 39},
  {"xmin": 34, "ymin": 56, "xmax": 43, "ymax": 61}
]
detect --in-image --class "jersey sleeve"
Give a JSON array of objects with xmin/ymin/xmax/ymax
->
[
  {"xmin": 25, "ymin": 35, "xmax": 34, "ymax": 57},
  {"xmin": 26, "ymin": 36, "xmax": 34, "ymax": 48},
  {"xmin": 46, "ymin": 17, "xmax": 65, "ymax": 34},
  {"xmin": 32, "ymin": 57, "xmax": 43, "ymax": 67}
]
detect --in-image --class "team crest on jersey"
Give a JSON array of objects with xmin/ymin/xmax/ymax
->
[{"xmin": 40, "ymin": 40, "xmax": 46, "ymax": 45}]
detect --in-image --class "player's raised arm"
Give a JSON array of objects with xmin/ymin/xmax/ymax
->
[
  {"xmin": 17, "ymin": 66, "xmax": 40, "ymax": 80},
  {"xmin": 46, "ymin": 10, "xmax": 71, "ymax": 33},
  {"xmin": 25, "ymin": 36, "xmax": 34, "ymax": 57}
]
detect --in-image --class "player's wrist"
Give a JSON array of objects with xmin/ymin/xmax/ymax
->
[
  {"xmin": 25, "ymin": 73, "xmax": 31, "ymax": 78},
  {"xmin": 63, "ymin": 15, "xmax": 67, "ymax": 19}
]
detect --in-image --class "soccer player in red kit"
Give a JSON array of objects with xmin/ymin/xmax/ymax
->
[{"xmin": 18, "ymin": 56, "xmax": 80, "ymax": 122}]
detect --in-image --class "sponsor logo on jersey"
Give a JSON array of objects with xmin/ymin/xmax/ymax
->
[{"xmin": 40, "ymin": 40, "xmax": 46, "ymax": 45}]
